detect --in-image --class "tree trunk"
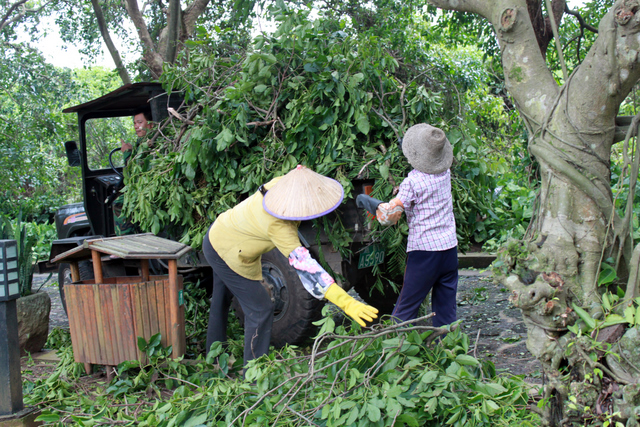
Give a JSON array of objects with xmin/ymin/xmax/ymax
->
[
  {"xmin": 122, "ymin": 0, "xmax": 211, "ymax": 78},
  {"xmin": 428, "ymin": 0, "xmax": 640, "ymax": 424},
  {"xmin": 90, "ymin": 0, "xmax": 131, "ymax": 84}
]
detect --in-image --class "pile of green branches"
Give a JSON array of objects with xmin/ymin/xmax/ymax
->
[
  {"xmin": 122, "ymin": 5, "xmax": 518, "ymax": 280},
  {"xmin": 27, "ymin": 290, "xmax": 539, "ymax": 426}
]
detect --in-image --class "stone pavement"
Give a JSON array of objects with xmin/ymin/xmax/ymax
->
[{"xmin": 32, "ymin": 273, "xmax": 68, "ymax": 332}]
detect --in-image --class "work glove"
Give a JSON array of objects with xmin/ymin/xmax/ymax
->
[
  {"xmin": 324, "ymin": 283, "xmax": 379, "ymax": 327},
  {"xmin": 356, "ymin": 194, "xmax": 383, "ymax": 216}
]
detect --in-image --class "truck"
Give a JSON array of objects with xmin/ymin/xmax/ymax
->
[{"xmin": 50, "ymin": 82, "xmax": 390, "ymax": 348}]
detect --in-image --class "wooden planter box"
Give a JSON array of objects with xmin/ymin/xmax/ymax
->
[
  {"xmin": 50, "ymin": 234, "xmax": 192, "ymax": 373},
  {"xmin": 65, "ymin": 275, "xmax": 185, "ymax": 366}
]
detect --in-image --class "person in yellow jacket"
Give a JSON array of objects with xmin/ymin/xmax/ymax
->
[{"xmin": 203, "ymin": 165, "xmax": 379, "ymax": 367}]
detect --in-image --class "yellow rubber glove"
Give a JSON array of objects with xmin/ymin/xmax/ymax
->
[{"xmin": 324, "ymin": 284, "xmax": 379, "ymax": 327}]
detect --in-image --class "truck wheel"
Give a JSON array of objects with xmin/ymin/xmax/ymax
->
[
  {"xmin": 232, "ymin": 249, "xmax": 324, "ymax": 348},
  {"xmin": 58, "ymin": 261, "xmax": 94, "ymax": 315}
]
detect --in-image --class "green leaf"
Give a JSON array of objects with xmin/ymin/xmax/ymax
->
[
  {"xmin": 572, "ymin": 303, "xmax": 596, "ymax": 330},
  {"xmin": 485, "ymin": 399, "xmax": 500, "ymax": 413},
  {"xmin": 598, "ymin": 264, "xmax": 617, "ymax": 286},
  {"xmin": 356, "ymin": 114, "xmax": 370, "ymax": 135},
  {"xmin": 446, "ymin": 409, "xmax": 462, "ymax": 424},
  {"xmin": 349, "ymin": 73, "xmax": 365, "ymax": 87},
  {"xmin": 184, "ymin": 413, "xmax": 208, "ymax": 427},
  {"xmin": 483, "ymin": 382, "xmax": 508, "ymax": 397},
  {"xmin": 35, "ymin": 413, "xmax": 61, "ymax": 422},
  {"xmin": 185, "ymin": 139, "xmax": 201, "ymax": 164},
  {"xmin": 184, "ymin": 163, "xmax": 196, "ymax": 180},
  {"xmin": 367, "ymin": 403, "xmax": 381, "ymax": 422},
  {"xmin": 137, "ymin": 336, "xmax": 147, "ymax": 352},
  {"xmin": 215, "ymin": 128, "xmax": 234, "ymax": 151},
  {"xmin": 378, "ymin": 163, "xmax": 389, "ymax": 180},
  {"xmin": 455, "ymin": 354, "xmax": 480, "ymax": 366},
  {"xmin": 421, "ymin": 370, "xmax": 439, "ymax": 384},
  {"xmin": 345, "ymin": 407, "xmax": 359, "ymax": 425},
  {"xmin": 148, "ymin": 332, "xmax": 162, "ymax": 349},
  {"xmin": 601, "ymin": 314, "xmax": 627, "ymax": 328},
  {"xmin": 399, "ymin": 413, "xmax": 420, "ymax": 427},
  {"xmin": 624, "ymin": 305, "xmax": 635, "ymax": 324},
  {"xmin": 424, "ymin": 397, "xmax": 438, "ymax": 414}
]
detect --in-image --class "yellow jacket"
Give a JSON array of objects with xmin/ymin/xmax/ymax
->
[{"xmin": 208, "ymin": 177, "xmax": 301, "ymax": 280}]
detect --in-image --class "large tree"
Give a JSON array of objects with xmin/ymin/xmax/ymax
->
[
  {"xmin": 51, "ymin": 0, "xmax": 255, "ymax": 81},
  {"xmin": 426, "ymin": 0, "xmax": 640, "ymax": 425},
  {"xmin": 3, "ymin": 0, "xmax": 254, "ymax": 81}
]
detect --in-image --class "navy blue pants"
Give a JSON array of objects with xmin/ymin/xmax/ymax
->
[
  {"xmin": 391, "ymin": 247, "xmax": 458, "ymax": 327},
  {"xmin": 202, "ymin": 234, "xmax": 274, "ymax": 367}
]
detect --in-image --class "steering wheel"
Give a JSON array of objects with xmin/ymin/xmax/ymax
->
[
  {"xmin": 104, "ymin": 147, "xmax": 125, "ymax": 207},
  {"xmin": 109, "ymin": 147, "xmax": 124, "ymax": 178}
]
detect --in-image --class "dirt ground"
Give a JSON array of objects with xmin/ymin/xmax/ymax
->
[
  {"xmin": 456, "ymin": 270, "xmax": 541, "ymax": 380},
  {"xmin": 26, "ymin": 270, "xmax": 541, "ymax": 382}
]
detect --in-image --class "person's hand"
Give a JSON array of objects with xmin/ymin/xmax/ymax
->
[
  {"xmin": 121, "ymin": 139, "xmax": 132, "ymax": 152},
  {"xmin": 324, "ymin": 284, "xmax": 378, "ymax": 327}
]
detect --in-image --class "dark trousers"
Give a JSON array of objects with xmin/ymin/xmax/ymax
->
[
  {"xmin": 202, "ymin": 235, "xmax": 274, "ymax": 367},
  {"xmin": 391, "ymin": 247, "xmax": 458, "ymax": 327}
]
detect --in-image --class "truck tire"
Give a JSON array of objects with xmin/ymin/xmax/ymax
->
[
  {"xmin": 58, "ymin": 261, "xmax": 94, "ymax": 315},
  {"xmin": 232, "ymin": 249, "xmax": 324, "ymax": 348}
]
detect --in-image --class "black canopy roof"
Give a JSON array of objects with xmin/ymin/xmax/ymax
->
[{"xmin": 63, "ymin": 82, "xmax": 163, "ymax": 115}]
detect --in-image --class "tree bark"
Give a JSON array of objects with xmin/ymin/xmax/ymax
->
[
  {"xmin": 427, "ymin": 0, "xmax": 640, "ymax": 423},
  {"xmin": 124, "ymin": 0, "xmax": 164, "ymax": 78},
  {"xmin": 165, "ymin": 0, "xmax": 181, "ymax": 63},
  {"xmin": 526, "ymin": 0, "xmax": 566, "ymax": 58},
  {"xmin": 121, "ymin": 0, "xmax": 211, "ymax": 78},
  {"xmin": 90, "ymin": 0, "xmax": 131, "ymax": 84},
  {"xmin": 183, "ymin": 0, "xmax": 210, "ymax": 38}
]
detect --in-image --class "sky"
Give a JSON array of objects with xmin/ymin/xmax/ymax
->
[
  {"xmin": 25, "ymin": 16, "xmax": 127, "ymax": 69},
  {"xmin": 31, "ymin": 0, "xmax": 588, "ymax": 70}
]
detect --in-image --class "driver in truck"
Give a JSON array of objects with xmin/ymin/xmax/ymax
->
[
  {"xmin": 114, "ymin": 109, "xmax": 153, "ymax": 235},
  {"xmin": 121, "ymin": 109, "xmax": 154, "ymax": 164},
  {"xmin": 203, "ymin": 165, "xmax": 379, "ymax": 368}
]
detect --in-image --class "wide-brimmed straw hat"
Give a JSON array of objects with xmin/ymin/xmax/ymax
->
[
  {"xmin": 402, "ymin": 123, "xmax": 453, "ymax": 174},
  {"xmin": 263, "ymin": 165, "xmax": 344, "ymax": 220}
]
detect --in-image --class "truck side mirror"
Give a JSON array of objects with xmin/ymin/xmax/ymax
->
[{"xmin": 65, "ymin": 141, "xmax": 81, "ymax": 167}]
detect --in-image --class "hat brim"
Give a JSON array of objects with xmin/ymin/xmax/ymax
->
[
  {"xmin": 405, "ymin": 141, "xmax": 453, "ymax": 175},
  {"xmin": 261, "ymin": 166, "xmax": 345, "ymax": 220},
  {"xmin": 263, "ymin": 190, "xmax": 344, "ymax": 220}
]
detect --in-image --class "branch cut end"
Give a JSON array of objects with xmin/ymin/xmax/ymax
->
[{"xmin": 500, "ymin": 8, "xmax": 518, "ymax": 32}]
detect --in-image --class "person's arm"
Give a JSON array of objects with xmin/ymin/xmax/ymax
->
[
  {"xmin": 288, "ymin": 246, "xmax": 378, "ymax": 326},
  {"xmin": 269, "ymin": 220, "xmax": 379, "ymax": 326},
  {"xmin": 121, "ymin": 139, "xmax": 133, "ymax": 165}
]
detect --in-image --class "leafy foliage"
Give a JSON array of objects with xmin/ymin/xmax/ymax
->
[
  {"xmin": 0, "ymin": 213, "xmax": 56, "ymax": 296},
  {"xmin": 26, "ymin": 307, "xmax": 538, "ymax": 426},
  {"xmin": 13, "ymin": 210, "xmax": 38, "ymax": 297},
  {"xmin": 123, "ymin": 4, "xmax": 527, "ymax": 267},
  {"xmin": 0, "ymin": 43, "xmax": 77, "ymax": 221},
  {"xmin": 0, "ymin": 44, "xmax": 124, "ymax": 220}
]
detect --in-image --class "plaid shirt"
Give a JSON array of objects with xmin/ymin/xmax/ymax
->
[{"xmin": 396, "ymin": 169, "xmax": 458, "ymax": 252}]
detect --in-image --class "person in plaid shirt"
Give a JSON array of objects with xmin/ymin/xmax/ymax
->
[{"xmin": 376, "ymin": 123, "xmax": 458, "ymax": 327}]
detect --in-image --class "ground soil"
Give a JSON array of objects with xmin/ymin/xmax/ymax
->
[
  {"xmin": 23, "ymin": 270, "xmax": 541, "ymax": 383},
  {"xmin": 456, "ymin": 270, "xmax": 541, "ymax": 381}
]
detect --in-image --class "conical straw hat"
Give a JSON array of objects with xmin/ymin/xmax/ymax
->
[{"xmin": 263, "ymin": 165, "xmax": 344, "ymax": 220}]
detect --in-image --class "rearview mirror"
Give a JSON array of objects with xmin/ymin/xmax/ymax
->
[{"xmin": 65, "ymin": 141, "xmax": 81, "ymax": 167}]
